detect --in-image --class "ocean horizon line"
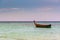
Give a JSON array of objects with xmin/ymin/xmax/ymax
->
[{"xmin": 0, "ymin": 21, "xmax": 60, "ymax": 23}]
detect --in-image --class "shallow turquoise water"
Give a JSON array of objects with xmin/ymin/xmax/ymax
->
[{"xmin": 0, "ymin": 23, "xmax": 60, "ymax": 40}]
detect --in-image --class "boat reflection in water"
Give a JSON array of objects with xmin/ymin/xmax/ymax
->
[{"xmin": 33, "ymin": 20, "xmax": 51, "ymax": 28}]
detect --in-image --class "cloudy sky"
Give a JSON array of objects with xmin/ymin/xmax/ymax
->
[{"xmin": 0, "ymin": 0, "xmax": 60, "ymax": 21}]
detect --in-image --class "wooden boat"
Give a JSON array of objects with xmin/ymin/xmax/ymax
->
[{"xmin": 33, "ymin": 20, "xmax": 51, "ymax": 28}]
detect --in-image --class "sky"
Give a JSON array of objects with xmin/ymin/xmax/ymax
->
[{"xmin": 0, "ymin": 0, "xmax": 60, "ymax": 21}]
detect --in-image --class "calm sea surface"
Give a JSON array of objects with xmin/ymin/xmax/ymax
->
[{"xmin": 0, "ymin": 22, "xmax": 60, "ymax": 40}]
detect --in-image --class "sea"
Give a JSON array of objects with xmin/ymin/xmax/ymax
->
[{"xmin": 0, "ymin": 21, "xmax": 60, "ymax": 40}]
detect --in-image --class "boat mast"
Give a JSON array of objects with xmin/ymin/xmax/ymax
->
[{"xmin": 33, "ymin": 20, "xmax": 36, "ymax": 24}]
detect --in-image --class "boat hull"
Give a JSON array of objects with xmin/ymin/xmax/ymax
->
[
  {"xmin": 35, "ymin": 24, "xmax": 51, "ymax": 28},
  {"xmin": 33, "ymin": 20, "xmax": 51, "ymax": 28}
]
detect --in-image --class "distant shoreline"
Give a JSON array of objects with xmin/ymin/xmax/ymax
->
[{"xmin": 0, "ymin": 21, "xmax": 60, "ymax": 23}]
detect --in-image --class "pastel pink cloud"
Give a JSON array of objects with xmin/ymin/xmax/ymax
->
[{"xmin": 0, "ymin": 7, "xmax": 60, "ymax": 21}]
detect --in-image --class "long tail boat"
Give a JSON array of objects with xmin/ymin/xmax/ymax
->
[{"xmin": 33, "ymin": 20, "xmax": 51, "ymax": 28}]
